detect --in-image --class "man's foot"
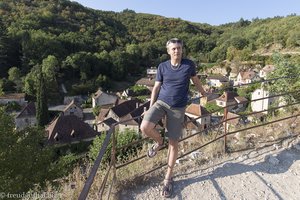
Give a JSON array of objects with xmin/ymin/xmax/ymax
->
[
  {"xmin": 161, "ymin": 179, "xmax": 173, "ymax": 198},
  {"xmin": 147, "ymin": 141, "xmax": 164, "ymax": 158}
]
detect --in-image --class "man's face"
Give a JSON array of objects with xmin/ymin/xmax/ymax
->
[{"xmin": 167, "ymin": 43, "xmax": 183, "ymax": 60}]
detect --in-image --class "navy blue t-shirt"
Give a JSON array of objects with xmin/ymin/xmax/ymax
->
[{"xmin": 156, "ymin": 58, "xmax": 196, "ymax": 107}]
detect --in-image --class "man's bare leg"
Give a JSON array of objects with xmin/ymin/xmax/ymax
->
[
  {"xmin": 140, "ymin": 120, "xmax": 163, "ymax": 145},
  {"xmin": 165, "ymin": 139, "xmax": 178, "ymax": 182}
]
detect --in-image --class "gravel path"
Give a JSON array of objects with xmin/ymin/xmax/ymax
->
[{"xmin": 119, "ymin": 136, "xmax": 300, "ymax": 200}]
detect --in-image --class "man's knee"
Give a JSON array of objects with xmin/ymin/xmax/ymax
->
[
  {"xmin": 140, "ymin": 120, "xmax": 156, "ymax": 135},
  {"xmin": 140, "ymin": 121, "xmax": 150, "ymax": 134}
]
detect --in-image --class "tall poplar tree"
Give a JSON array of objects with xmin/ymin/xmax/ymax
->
[
  {"xmin": 36, "ymin": 69, "xmax": 49, "ymax": 127},
  {"xmin": 0, "ymin": 18, "xmax": 9, "ymax": 77}
]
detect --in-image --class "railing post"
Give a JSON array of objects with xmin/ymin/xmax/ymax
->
[
  {"xmin": 111, "ymin": 125, "xmax": 117, "ymax": 184},
  {"xmin": 79, "ymin": 128, "xmax": 113, "ymax": 200},
  {"xmin": 106, "ymin": 125, "xmax": 117, "ymax": 200},
  {"xmin": 224, "ymin": 106, "xmax": 228, "ymax": 153}
]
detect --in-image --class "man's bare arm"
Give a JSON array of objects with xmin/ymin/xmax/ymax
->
[
  {"xmin": 150, "ymin": 81, "xmax": 162, "ymax": 107},
  {"xmin": 191, "ymin": 75, "xmax": 206, "ymax": 97}
]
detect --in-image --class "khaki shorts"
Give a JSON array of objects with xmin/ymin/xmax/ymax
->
[{"xmin": 143, "ymin": 100, "xmax": 186, "ymax": 140}]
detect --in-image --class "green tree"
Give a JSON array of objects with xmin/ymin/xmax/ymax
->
[
  {"xmin": 109, "ymin": 50, "xmax": 129, "ymax": 80},
  {"xmin": 24, "ymin": 66, "xmax": 39, "ymax": 98},
  {"xmin": 36, "ymin": 70, "xmax": 49, "ymax": 127},
  {"xmin": 41, "ymin": 55, "xmax": 58, "ymax": 80},
  {"xmin": 204, "ymin": 102, "xmax": 221, "ymax": 113},
  {"xmin": 89, "ymin": 129, "xmax": 142, "ymax": 163},
  {"xmin": 8, "ymin": 67, "xmax": 20, "ymax": 81},
  {"xmin": 266, "ymin": 53, "xmax": 300, "ymax": 102},
  {"xmin": 0, "ymin": 18, "xmax": 11, "ymax": 77},
  {"xmin": 8, "ymin": 67, "xmax": 23, "ymax": 92},
  {"xmin": 0, "ymin": 109, "xmax": 53, "ymax": 193},
  {"xmin": 42, "ymin": 55, "xmax": 60, "ymax": 103}
]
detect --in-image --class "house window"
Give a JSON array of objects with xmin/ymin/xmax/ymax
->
[{"xmin": 70, "ymin": 111, "xmax": 74, "ymax": 115}]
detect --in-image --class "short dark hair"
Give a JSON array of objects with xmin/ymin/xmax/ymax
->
[{"xmin": 166, "ymin": 38, "xmax": 183, "ymax": 48}]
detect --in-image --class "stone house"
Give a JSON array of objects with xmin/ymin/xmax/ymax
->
[
  {"xmin": 96, "ymin": 99, "xmax": 141, "ymax": 133},
  {"xmin": 46, "ymin": 115, "xmax": 99, "ymax": 145},
  {"xmin": 63, "ymin": 100, "xmax": 83, "ymax": 119},
  {"xmin": 259, "ymin": 65, "xmax": 275, "ymax": 79},
  {"xmin": 92, "ymin": 88, "xmax": 118, "ymax": 108},
  {"xmin": 235, "ymin": 70, "xmax": 260, "ymax": 85},
  {"xmin": 185, "ymin": 103, "xmax": 211, "ymax": 130},
  {"xmin": 15, "ymin": 102, "xmax": 37, "ymax": 130},
  {"xmin": 215, "ymin": 91, "xmax": 248, "ymax": 112}
]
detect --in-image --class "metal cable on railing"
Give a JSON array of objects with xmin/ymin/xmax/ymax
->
[{"xmin": 79, "ymin": 75, "xmax": 300, "ymax": 199}]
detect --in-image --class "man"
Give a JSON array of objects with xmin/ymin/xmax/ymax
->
[{"xmin": 140, "ymin": 38, "xmax": 206, "ymax": 198}]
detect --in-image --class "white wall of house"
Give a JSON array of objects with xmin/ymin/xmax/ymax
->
[
  {"xmin": 251, "ymin": 88, "xmax": 275, "ymax": 114},
  {"xmin": 92, "ymin": 93, "xmax": 117, "ymax": 108},
  {"xmin": 106, "ymin": 111, "xmax": 120, "ymax": 122},
  {"xmin": 96, "ymin": 122, "xmax": 110, "ymax": 133},
  {"xmin": 64, "ymin": 104, "xmax": 83, "ymax": 119},
  {"xmin": 15, "ymin": 117, "xmax": 37, "ymax": 130},
  {"xmin": 235, "ymin": 73, "xmax": 243, "ymax": 85},
  {"xmin": 235, "ymin": 72, "xmax": 260, "ymax": 86},
  {"xmin": 259, "ymin": 70, "xmax": 267, "ymax": 79},
  {"xmin": 208, "ymin": 79, "xmax": 222, "ymax": 87}
]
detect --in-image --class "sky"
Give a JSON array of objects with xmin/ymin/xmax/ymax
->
[{"xmin": 71, "ymin": 0, "xmax": 300, "ymax": 25}]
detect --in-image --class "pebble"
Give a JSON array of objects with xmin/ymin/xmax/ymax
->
[{"xmin": 294, "ymin": 144, "xmax": 300, "ymax": 151}]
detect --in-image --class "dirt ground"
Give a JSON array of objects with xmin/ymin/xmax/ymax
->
[{"xmin": 118, "ymin": 135, "xmax": 300, "ymax": 200}]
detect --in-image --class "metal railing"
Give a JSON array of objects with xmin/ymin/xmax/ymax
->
[{"xmin": 79, "ymin": 76, "xmax": 300, "ymax": 200}]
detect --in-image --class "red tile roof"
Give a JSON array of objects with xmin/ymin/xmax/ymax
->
[
  {"xmin": 110, "ymin": 99, "xmax": 141, "ymax": 118},
  {"xmin": 46, "ymin": 115, "xmax": 98, "ymax": 145}
]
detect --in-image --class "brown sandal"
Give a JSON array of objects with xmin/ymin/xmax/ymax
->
[
  {"xmin": 161, "ymin": 179, "xmax": 173, "ymax": 198},
  {"xmin": 147, "ymin": 142, "xmax": 164, "ymax": 158}
]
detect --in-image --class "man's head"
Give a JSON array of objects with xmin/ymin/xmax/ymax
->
[{"xmin": 166, "ymin": 38, "xmax": 183, "ymax": 61}]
